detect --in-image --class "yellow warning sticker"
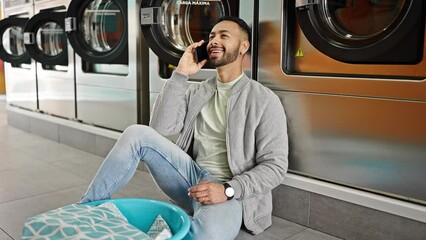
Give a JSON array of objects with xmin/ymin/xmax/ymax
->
[{"xmin": 295, "ymin": 48, "xmax": 304, "ymax": 57}]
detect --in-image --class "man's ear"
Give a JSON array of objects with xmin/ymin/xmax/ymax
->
[{"xmin": 240, "ymin": 40, "xmax": 250, "ymax": 55}]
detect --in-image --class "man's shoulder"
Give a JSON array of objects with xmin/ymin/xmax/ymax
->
[{"xmin": 186, "ymin": 77, "xmax": 216, "ymax": 94}]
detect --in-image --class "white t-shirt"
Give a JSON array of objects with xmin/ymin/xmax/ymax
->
[{"xmin": 193, "ymin": 73, "xmax": 243, "ymax": 182}]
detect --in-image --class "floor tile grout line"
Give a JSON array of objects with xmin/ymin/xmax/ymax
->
[
  {"xmin": 0, "ymin": 183, "xmax": 89, "ymax": 206},
  {"xmin": 0, "ymin": 227, "xmax": 14, "ymax": 240},
  {"xmin": 0, "ymin": 162, "xmax": 92, "ymax": 186},
  {"xmin": 284, "ymin": 227, "xmax": 309, "ymax": 240}
]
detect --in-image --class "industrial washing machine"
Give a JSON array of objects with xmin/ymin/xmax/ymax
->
[
  {"xmin": 257, "ymin": 0, "xmax": 426, "ymax": 204},
  {"xmin": 139, "ymin": 0, "xmax": 255, "ymax": 111},
  {"xmin": 65, "ymin": 0, "xmax": 149, "ymax": 131},
  {"xmin": 0, "ymin": 0, "xmax": 37, "ymax": 110},
  {"xmin": 23, "ymin": 0, "xmax": 75, "ymax": 119}
]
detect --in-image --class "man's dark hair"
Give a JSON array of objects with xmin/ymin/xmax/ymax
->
[{"xmin": 215, "ymin": 16, "xmax": 251, "ymax": 46}]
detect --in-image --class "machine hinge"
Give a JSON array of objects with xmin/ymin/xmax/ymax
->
[
  {"xmin": 296, "ymin": 0, "xmax": 320, "ymax": 8},
  {"xmin": 65, "ymin": 17, "xmax": 77, "ymax": 32},
  {"xmin": 140, "ymin": 7, "xmax": 161, "ymax": 25},
  {"xmin": 23, "ymin": 32, "xmax": 34, "ymax": 45}
]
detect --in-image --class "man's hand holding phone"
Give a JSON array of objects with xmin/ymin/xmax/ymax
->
[
  {"xmin": 195, "ymin": 41, "xmax": 209, "ymax": 63},
  {"xmin": 175, "ymin": 40, "xmax": 208, "ymax": 76}
]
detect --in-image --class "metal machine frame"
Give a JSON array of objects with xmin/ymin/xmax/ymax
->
[
  {"xmin": 1, "ymin": 0, "xmax": 37, "ymax": 110},
  {"xmin": 24, "ymin": 0, "xmax": 76, "ymax": 119},
  {"xmin": 65, "ymin": 0, "xmax": 149, "ymax": 131}
]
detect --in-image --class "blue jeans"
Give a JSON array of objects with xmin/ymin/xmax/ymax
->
[{"xmin": 80, "ymin": 125, "xmax": 243, "ymax": 240}]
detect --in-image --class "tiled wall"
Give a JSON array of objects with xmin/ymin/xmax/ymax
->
[
  {"xmin": 7, "ymin": 109, "xmax": 117, "ymax": 158},
  {"xmin": 272, "ymin": 185, "xmax": 426, "ymax": 240}
]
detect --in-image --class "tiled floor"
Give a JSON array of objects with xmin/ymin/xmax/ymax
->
[{"xmin": 0, "ymin": 97, "xmax": 341, "ymax": 240}]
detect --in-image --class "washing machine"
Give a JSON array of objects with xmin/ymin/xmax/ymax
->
[
  {"xmin": 23, "ymin": 0, "xmax": 75, "ymax": 119},
  {"xmin": 140, "ymin": 0, "xmax": 255, "ymax": 112},
  {"xmin": 0, "ymin": 0, "xmax": 37, "ymax": 110},
  {"xmin": 257, "ymin": 0, "xmax": 426, "ymax": 204},
  {"xmin": 65, "ymin": 0, "xmax": 149, "ymax": 131}
]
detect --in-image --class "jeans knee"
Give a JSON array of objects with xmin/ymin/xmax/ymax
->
[
  {"xmin": 191, "ymin": 218, "xmax": 240, "ymax": 240},
  {"xmin": 123, "ymin": 124, "xmax": 152, "ymax": 134},
  {"xmin": 122, "ymin": 124, "xmax": 156, "ymax": 141}
]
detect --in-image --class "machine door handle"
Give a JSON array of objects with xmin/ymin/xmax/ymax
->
[
  {"xmin": 65, "ymin": 17, "xmax": 77, "ymax": 32},
  {"xmin": 23, "ymin": 32, "xmax": 34, "ymax": 45},
  {"xmin": 140, "ymin": 7, "xmax": 161, "ymax": 25},
  {"xmin": 296, "ymin": 0, "xmax": 320, "ymax": 8}
]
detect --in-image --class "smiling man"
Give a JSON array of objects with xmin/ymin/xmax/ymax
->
[{"xmin": 80, "ymin": 16, "xmax": 288, "ymax": 240}]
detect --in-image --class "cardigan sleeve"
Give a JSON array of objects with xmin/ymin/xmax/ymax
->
[
  {"xmin": 149, "ymin": 71, "xmax": 190, "ymax": 136},
  {"xmin": 228, "ymin": 93, "xmax": 289, "ymax": 199}
]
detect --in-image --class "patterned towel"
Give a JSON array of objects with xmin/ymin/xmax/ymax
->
[
  {"xmin": 147, "ymin": 215, "xmax": 173, "ymax": 240},
  {"xmin": 22, "ymin": 202, "xmax": 151, "ymax": 239}
]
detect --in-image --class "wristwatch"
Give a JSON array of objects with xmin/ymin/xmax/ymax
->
[{"xmin": 223, "ymin": 183, "xmax": 235, "ymax": 200}]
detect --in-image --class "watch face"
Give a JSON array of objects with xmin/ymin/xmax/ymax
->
[{"xmin": 225, "ymin": 187, "xmax": 235, "ymax": 197}]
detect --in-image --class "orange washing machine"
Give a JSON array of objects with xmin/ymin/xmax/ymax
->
[{"xmin": 257, "ymin": 0, "xmax": 426, "ymax": 204}]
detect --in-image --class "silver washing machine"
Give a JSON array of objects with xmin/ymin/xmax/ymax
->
[
  {"xmin": 23, "ymin": 0, "xmax": 75, "ymax": 119},
  {"xmin": 140, "ymin": 0, "xmax": 255, "ymax": 112},
  {"xmin": 258, "ymin": 0, "xmax": 426, "ymax": 204},
  {"xmin": 0, "ymin": 0, "xmax": 37, "ymax": 110},
  {"xmin": 64, "ymin": 0, "xmax": 149, "ymax": 131}
]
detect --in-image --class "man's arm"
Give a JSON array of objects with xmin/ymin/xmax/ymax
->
[
  {"xmin": 229, "ymin": 93, "xmax": 289, "ymax": 199},
  {"xmin": 149, "ymin": 72, "xmax": 189, "ymax": 136},
  {"xmin": 149, "ymin": 41, "xmax": 208, "ymax": 136}
]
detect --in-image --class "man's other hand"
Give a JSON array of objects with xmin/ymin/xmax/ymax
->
[{"xmin": 188, "ymin": 180, "xmax": 227, "ymax": 205}]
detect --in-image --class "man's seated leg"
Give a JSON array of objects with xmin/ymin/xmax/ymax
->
[
  {"xmin": 189, "ymin": 197, "xmax": 243, "ymax": 240},
  {"xmin": 80, "ymin": 125, "xmax": 203, "ymax": 212}
]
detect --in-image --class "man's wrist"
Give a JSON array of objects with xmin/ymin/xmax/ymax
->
[{"xmin": 174, "ymin": 67, "xmax": 188, "ymax": 77}]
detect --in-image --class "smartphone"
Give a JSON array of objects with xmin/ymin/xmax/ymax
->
[{"xmin": 195, "ymin": 41, "xmax": 209, "ymax": 63}]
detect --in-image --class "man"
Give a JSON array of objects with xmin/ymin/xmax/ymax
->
[{"xmin": 80, "ymin": 16, "xmax": 288, "ymax": 239}]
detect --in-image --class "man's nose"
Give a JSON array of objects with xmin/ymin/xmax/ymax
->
[{"xmin": 209, "ymin": 36, "xmax": 220, "ymax": 46}]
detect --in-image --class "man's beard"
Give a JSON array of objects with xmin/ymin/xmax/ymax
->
[{"xmin": 209, "ymin": 46, "xmax": 239, "ymax": 68}]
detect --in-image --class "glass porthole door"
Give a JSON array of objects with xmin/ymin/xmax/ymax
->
[
  {"xmin": 295, "ymin": 0, "xmax": 425, "ymax": 63},
  {"xmin": 0, "ymin": 17, "xmax": 31, "ymax": 64},
  {"xmin": 24, "ymin": 12, "xmax": 68, "ymax": 66},
  {"xmin": 140, "ymin": 0, "xmax": 237, "ymax": 66},
  {"xmin": 65, "ymin": 0, "xmax": 128, "ymax": 64}
]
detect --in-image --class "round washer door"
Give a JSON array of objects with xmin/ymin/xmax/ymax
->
[
  {"xmin": 296, "ymin": 0, "xmax": 425, "ymax": 64},
  {"xmin": 65, "ymin": 0, "xmax": 128, "ymax": 64},
  {"xmin": 0, "ymin": 18, "xmax": 31, "ymax": 64},
  {"xmin": 140, "ymin": 0, "xmax": 237, "ymax": 66},
  {"xmin": 24, "ymin": 12, "xmax": 68, "ymax": 66}
]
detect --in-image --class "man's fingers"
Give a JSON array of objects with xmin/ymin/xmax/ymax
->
[
  {"xmin": 194, "ymin": 39, "xmax": 205, "ymax": 48},
  {"xmin": 188, "ymin": 181, "xmax": 214, "ymax": 199},
  {"xmin": 188, "ymin": 188, "xmax": 209, "ymax": 198},
  {"xmin": 188, "ymin": 180, "xmax": 212, "ymax": 193},
  {"xmin": 186, "ymin": 40, "xmax": 205, "ymax": 52},
  {"xmin": 197, "ymin": 196, "xmax": 214, "ymax": 205},
  {"xmin": 197, "ymin": 59, "xmax": 208, "ymax": 68}
]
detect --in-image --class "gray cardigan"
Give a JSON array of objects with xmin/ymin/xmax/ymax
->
[{"xmin": 150, "ymin": 71, "xmax": 288, "ymax": 234}]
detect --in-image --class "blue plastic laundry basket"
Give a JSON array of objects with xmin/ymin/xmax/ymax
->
[{"xmin": 84, "ymin": 198, "xmax": 190, "ymax": 240}]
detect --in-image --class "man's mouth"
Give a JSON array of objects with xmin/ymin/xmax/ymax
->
[{"xmin": 209, "ymin": 48, "xmax": 224, "ymax": 57}]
